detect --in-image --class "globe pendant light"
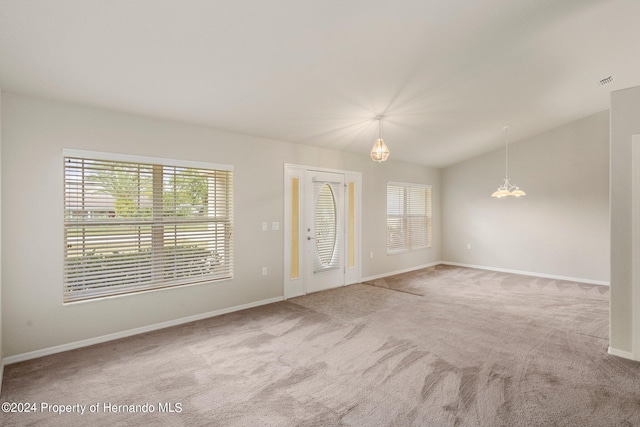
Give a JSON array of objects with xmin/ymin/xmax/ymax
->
[
  {"xmin": 370, "ymin": 116, "xmax": 390, "ymax": 162},
  {"xmin": 491, "ymin": 126, "xmax": 526, "ymax": 198}
]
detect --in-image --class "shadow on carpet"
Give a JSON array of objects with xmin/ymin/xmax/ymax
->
[
  {"xmin": 363, "ymin": 264, "xmax": 609, "ymax": 300},
  {"xmin": 362, "ymin": 266, "xmax": 441, "ymax": 296}
]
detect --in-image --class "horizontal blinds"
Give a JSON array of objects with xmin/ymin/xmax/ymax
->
[
  {"xmin": 64, "ymin": 156, "xmax": 233, "ymax": 302},
  {"xmin": 386, "ymin": 183, "xmax": 432, "ymax": 253},
  {"xmin": 313, "ymin": 182, "xmax": 342, "ymax": 273}
]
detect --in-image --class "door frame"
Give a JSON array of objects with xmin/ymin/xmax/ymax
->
[
  {"xmin": 284, "ymin": 164, "xmax": 362, "ymax": 299},
  {"xmin": 632, "ymin": 135, "xmax": 640, "ymax": 361}
]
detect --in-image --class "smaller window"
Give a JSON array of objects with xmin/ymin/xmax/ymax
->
[{"xmin": 387, "ymin": 182, "xmax": 432, "ymax": 254}]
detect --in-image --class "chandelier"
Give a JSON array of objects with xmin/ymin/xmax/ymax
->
[{"xmin": 491, "ymin": 126, "xmax": 526, "ymax": 198}]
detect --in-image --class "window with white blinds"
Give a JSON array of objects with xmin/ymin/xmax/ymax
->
[
  {"xmin": 63, "ymin": 150, "xmax": 233, "ymax": 302},
  {"xmin": 387, "ymin": 182, "xmax": 432, "ymax": 254}
]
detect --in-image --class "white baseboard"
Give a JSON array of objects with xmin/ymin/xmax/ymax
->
[
  {"xmin": 360, "ymin": 261, "xmax": 441, "ymax": 283},
  {"xmin": 441, "ymin": 262, "xmax": 610, "ymax": 286},
  {"xmin": 361, "ymin": 261, "xmax": 609, "ymax": 287},
  {"xmin": 3, "ymin": 296, "xmax": 284, "ymax": 366},
  {"xmin": 608, "ymin": 346, "xmax": 636, "ymax": 361}
]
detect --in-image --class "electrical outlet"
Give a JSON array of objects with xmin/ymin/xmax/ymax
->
[
  {"xmin": 261, "ymin": 222, "xmax": 268, "ymax": 231},
  {"xmin": 262, "ymin": 267, "xmax": 267, "ymax": 276},
  {"xmin": 271, "ymin": 221, "xmax": 280, "ymax": 231},
  {"xmin": 467, "ymin": 243, "xmax": 472, "ymax": 250},
  {"xmin": 370, "ymin": 251, "xmax": 374, "ymax": 259}
]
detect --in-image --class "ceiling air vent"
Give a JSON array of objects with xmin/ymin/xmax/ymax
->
[{"xmin": 598, "ymin": 75, "xmax": 615, "ymax": 86}]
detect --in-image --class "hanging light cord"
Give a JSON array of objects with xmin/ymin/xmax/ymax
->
[{"xmin": 504, "ymin": 125, "xmax": 509, "ymax": 180}]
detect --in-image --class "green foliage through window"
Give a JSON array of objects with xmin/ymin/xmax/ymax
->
[{"xmin": 64, "ymin": 154, "xmax": 233, "ymax": 302}]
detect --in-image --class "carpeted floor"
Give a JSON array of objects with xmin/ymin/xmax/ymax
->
[{"xmin": 1, "ymin": 265, "xmax": 639, "ymax": 426}]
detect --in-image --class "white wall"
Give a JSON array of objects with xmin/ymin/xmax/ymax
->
[
  {"xmin": 0, "ymin": 89, "xmax": 3, "ymax": 389},
  {"xmin": 0, "ymin": 92, "xmax": 441, "ymax": 358},
  {"xmin": 610, "ymin": 85, "xmax": 640, "ymax": 357},
  {"xmin": 442, "ymin": 111, "xmax": 610, "ymax": 284}
]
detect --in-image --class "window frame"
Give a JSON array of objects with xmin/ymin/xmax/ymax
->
[
  {"xmin": 386, "ymin": 181, "xmax": 432, "ymax": 255},
  {"xmin": 63, "ymin": 149, "xmax": 234, "ymax": 303}
]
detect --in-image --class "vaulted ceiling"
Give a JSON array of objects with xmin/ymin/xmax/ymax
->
[{"xmin": 1, "ymin": 0, "xmax": 638, "ymax": 167}]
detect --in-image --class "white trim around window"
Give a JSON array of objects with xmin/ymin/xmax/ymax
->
[
  {"xmin": 386, "ymin": 181, "xmax": 432, "ymax": 254},
  {"xmin": 63, "ymin": 149, "xmax": 234, "ymax": 303}
]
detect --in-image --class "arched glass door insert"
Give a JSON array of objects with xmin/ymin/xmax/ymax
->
[{"xmin": 315, "ymin": 183, "xmax": 338, "ymax": 269}]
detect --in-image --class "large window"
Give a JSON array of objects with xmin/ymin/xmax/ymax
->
[
  {"xmin": 63, "ymin": 150, "xmax": 233, "ymax": 302},
  {"xmin": 387, "ymin": 182, "xmax": 432, "ymax": 254}
]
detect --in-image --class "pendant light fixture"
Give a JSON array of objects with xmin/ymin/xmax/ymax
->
[
  {"xmin": 491, "ymin": 126, "xmax": 526, "ymax": 198},
  {"xmin": 370, "ymin": 115, "xmax": 390, "ymax": 162}
]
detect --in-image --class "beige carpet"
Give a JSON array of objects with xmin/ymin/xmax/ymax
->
[{"xmin": 2, "ymin": 265, "xmax": 639, "ymax": 426}]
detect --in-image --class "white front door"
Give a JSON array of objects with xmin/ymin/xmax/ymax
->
[{"xmin": 305, "ymin": 170, "xmax": 345, "ymax": 293}]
